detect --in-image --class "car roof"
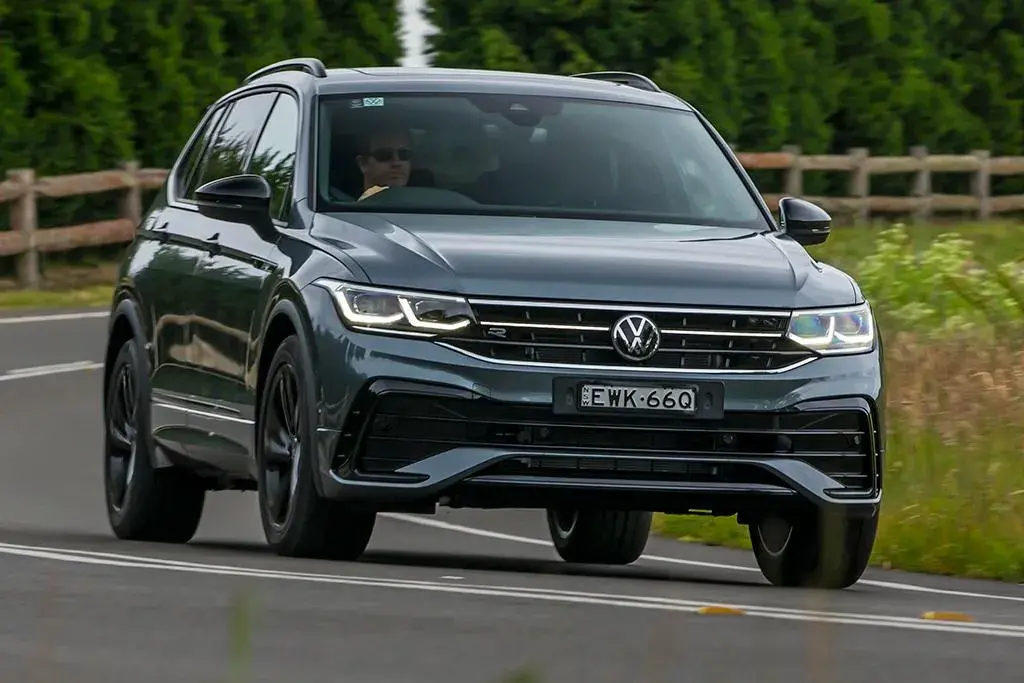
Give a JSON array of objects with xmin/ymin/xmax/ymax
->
[{"xmin": 238, "ymin": 62, "xmax": 694, "ymax": 112}]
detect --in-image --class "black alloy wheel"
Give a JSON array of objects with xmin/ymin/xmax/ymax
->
[
  {"xmin": 256, "ymin": 335, "xmax": 376, "ymax": 559},
  {"xmin": 105, "ymin": 353, "xmax": 138, "ymax": 514},
  {"xmin": 260, "ymin": 358, "xmax": 303, "ymax": 531},
  {"xmin": 103, "ymin": 338, "xmax": 205, "ymax": 543}
]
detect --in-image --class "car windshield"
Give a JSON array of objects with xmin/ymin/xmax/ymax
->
[{"xmin": 315, "ymin": 92, "xmax": 770, "ymax": 230}]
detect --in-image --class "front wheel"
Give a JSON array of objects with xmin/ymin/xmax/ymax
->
[
  {"xmin": 255, "ymin": 334, "xmax": 376, "ymax": 560},
  {"xmin": 546, "ymin": 509, "xmax": 652, "ymax": 565},
  {"xmin": 749, "ymin": 510, "xmax": 878, "ymax": 589}
]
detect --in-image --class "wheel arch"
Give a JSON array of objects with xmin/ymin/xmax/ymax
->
[
  {"xmin": 104, "ymin": 294, "xmax": 147, "ymax": 405},
  {"xmin": 254, "ymin": 290, "xmax": 330, "ymax": 496},
  {"xmin": 254, "ymin": 292, "xmax": 319, "ymax": 425},
  {"xmin": 103, "ymin": 292, "xmax": 171, "ymax": 468}
]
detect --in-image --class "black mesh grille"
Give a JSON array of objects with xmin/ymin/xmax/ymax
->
[
  {"xmin": 355, "ymin": 393, "xmax": 876, "ymax": 492},
  {"xmin": 441, "ymin": 301, "xmax": 815, "ymax": 371}
]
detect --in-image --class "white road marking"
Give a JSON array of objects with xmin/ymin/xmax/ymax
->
[
  {"xmin": 0, "ymin": 360, "xmax": 103, "ymax": 382},
  {"xmin": 0, "ymin": 310, "xmax": 109, "ymax": 325},
  {"xmin": 0, "ymin": 541, "xmax": 1021, "ymax": 638},
  {"xmin": 382, "ymin": 513, "xmax": 1024, "ymax": 604}
]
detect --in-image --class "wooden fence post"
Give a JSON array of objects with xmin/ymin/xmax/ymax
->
[
  {"xmin": 120, "ymin": 160, "xmax": 142, "ymax": 227},
  {"xmin": 910, "ymin": 146, "xmax": 931, "ymax": 224},
  {"xmin": 782, "ymin": 145, "xmax": 802, "ymax": 196},
  {"xmin": 8, "ymin": 169, "xmax": 38, "ymax": 289},
  {"xmin": 971, "ymin": 150, "xmax": 991, "ymax": 220},
  {"xmin": 848, "ymin": 148, "xmax": 870, "ymax": 225}
]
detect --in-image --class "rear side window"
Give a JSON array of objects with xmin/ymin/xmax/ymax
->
[{"xmin": 188, "ymin": 92, "xmax": 277, "ymax": 198}]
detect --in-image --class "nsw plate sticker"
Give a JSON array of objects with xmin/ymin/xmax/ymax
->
[{"xmin": 350, "ymin": 97, "xmax": 386, "ymax": 108}]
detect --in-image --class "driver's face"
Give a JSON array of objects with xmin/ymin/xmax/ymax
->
[{"xmin": 358, "ymin": 131, "xmax": 411, "ymax": 189}]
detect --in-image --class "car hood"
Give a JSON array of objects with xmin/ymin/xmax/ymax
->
[{"xmin": 311, "ymin": 213, "xmax": 857, "ymax": 309}]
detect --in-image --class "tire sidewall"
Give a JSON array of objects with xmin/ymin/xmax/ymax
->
[
  {"xmin": 103, "ymin": 337, "xmax": 156, "ymax": 530},
  {"xmin": 545, "ymin": 509, "xmax": 651, "ymax": 564},
  {"xmin": 256, "ymin": 335, "xmax": 319, "ymax": 548},
  {"xmin": 546, "ymin": 509, "xmax": 578, "ymax": 550},
  {"xmin": 749, "ymin": 512, "xmax": 878, "ymax": 588}
]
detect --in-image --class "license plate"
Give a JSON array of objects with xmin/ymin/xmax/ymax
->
[
  {"xmin": 579, "ymin": 383, "xmax": 697, "ymax": 414},
  {"xmin": 551, "ymin": 378, "xmax": 725, "ymax": 418}
]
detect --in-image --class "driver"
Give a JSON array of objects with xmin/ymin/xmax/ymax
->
[{"xmin": 356, "ymin": 126, "xmax": 412, "ymax": 200}]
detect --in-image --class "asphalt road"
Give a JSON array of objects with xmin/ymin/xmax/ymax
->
[{"xmin": 0, "ymin": 308, "xmax": 1022, "ymax": 683}]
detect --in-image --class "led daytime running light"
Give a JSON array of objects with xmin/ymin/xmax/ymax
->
[{"xmin": 786, "ymin": 303, "xmax": 875, "ymax": 355}]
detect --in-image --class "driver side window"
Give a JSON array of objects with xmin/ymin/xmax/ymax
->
[{"xmin": 247, "ymin": 93, "xmax": 300, "ymax": 221}]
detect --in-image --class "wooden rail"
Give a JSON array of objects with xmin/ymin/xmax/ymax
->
[
  {"xmin": 3, "ymin": 147, "xmax": 1024, "ymax": 288},
  {"xmin": 740, "ymin": 145, "xmax": 1024, "ymax": 225},
  {"xmin": 1, "ymin": 162, "xmax": 169, "ymax": 288}
]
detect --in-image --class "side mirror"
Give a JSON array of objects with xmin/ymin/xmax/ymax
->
[
  {"xmin": 195, "ymin": 174, "xmax": 273, "ymax": 222},
  {"xmin": 778, "ymin": 196, "xmax": 831, "ymax": 246}
]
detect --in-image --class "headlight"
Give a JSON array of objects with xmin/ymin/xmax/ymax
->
[
  {"xmin": 786, "ymin": 302, "xmax": 875, "ymax": 355},
  {"xmin": 316, "ymin": 279, "xmax": 475, "ymax": 337}
]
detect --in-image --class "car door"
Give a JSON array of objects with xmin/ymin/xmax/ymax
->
[
  {"xmin": 185, "ymin": 90, "xmax": 299, "ymax": 474},
  {"xmin": 135, "ymin": 102, "xmax": 231, "ymax": 461}
]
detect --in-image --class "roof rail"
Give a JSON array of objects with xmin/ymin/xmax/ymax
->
[
  {"xmin": 570, "ymin": 71, "xmax": 661, "ymax": 93},
  {"xmin": 243, "ymin": 58, "xmax": 327, "ymax": 84}
]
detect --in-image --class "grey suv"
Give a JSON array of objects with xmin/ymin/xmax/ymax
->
[{"xmin": 101, "ymin": 58, "xmax": 883, "ymax": 590}]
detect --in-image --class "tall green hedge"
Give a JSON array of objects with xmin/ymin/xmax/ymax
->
[
  {"xmin": 0, "ymin": 0, "xmax": 400, "ymax": 240},
  {"xmin": 424, "ymin": 0, "xmax": 1024, "ymax": 197},
  {"xmin": 2, "ymin": 0, "xmax": 1022, "ymax": 242}
]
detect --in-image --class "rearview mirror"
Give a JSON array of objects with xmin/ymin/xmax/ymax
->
[
  {"xmin": 778, "ymin": 196, "xmax": 831, "ymax": 246},
  {"xmin": 195, "ymin": 174, "xmax": 273, "ymax": 221}
]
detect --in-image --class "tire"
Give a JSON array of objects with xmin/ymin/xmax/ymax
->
[
  {"xmin": 103, "ymin": 337, "xmax": 206, "ymax": 543},
  {"xmin": 255, "ymin": 334, "xmax": 376, "ymax": 560},
  {"xmin": 546, "ymin": 508, "xmax": 652, "ymax": 565},
  {"xmin": 749, "ymin": 510, "xmax": 878, "ymax": 589}
]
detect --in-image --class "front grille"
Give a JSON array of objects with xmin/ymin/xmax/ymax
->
[
  {"xmin": 354, "ymin": 393, "xmax": 876, "ymax": 493},
  {"xmin": 441, "ymin": 300, "xmax": 815, "ymax": 372}
]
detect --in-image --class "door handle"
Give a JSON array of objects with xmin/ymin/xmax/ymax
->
[
  {"xmin": 152, "ymin": 221, "xmax": 169, "ymax": 242},
  {"xmin": 204, "ymin": 233, "xmax": 221, "ymax": 255}
]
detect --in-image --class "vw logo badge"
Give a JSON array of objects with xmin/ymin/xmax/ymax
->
[{"xmin": 610, "ymin": 314, "xmax": 661, "ymax": 361}]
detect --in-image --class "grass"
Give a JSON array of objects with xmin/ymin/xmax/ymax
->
[
  {"xmin": 806, "ymin": 218, "xmax": 1024, "ymax": 271},
  {"xmin": 0, "ymin": 262, "xmax": 115, "ymax": 310}
]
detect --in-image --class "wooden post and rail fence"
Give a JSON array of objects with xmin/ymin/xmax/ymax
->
[{"xmin": 2, "ymin": 146, "xmax": 1024, "ymax": 289}]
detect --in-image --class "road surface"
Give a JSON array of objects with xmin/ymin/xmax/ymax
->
[{"xmin": 0, "ymin": 308, "xmax": 1021, "ymax": 683}]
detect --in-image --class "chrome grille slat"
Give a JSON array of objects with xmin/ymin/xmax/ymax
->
[{"xmin": 442, "ymin": 297, "xmax": 816, "ymax": 372}]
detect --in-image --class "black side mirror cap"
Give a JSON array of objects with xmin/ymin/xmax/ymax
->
[
  {"xmin": 778, "ymin": 196, "xmax": 831, "ymax": 246},
  {"xmin": 195, "ymin": 174, "xmax": 273, "ymax": 218}
]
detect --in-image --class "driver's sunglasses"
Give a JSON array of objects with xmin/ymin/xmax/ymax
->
[{"xmin": 369, "ymin": 146, "xmax": 411, "ymax": 163}]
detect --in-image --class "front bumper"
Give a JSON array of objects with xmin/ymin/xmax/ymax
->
[{"xmin": 303, "ymin": 285, "xmax": 884, "ymax": 519}]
